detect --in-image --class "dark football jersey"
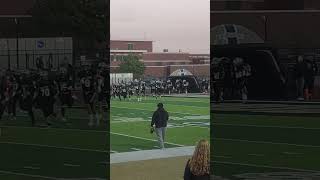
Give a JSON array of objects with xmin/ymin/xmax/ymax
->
[
  {"xmin": 38, "ymin": 79, "xmax": 55, "ymax": 101},
  {"xmin": 81, "ymin": 76, "xmax": 95, "ymax": 94},
  {"xmin": 60, "ymin": 80, "xmax": 73, "ymax": 95}
]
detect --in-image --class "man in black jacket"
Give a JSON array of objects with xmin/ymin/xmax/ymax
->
[
  {"xmin": 151, "ymin": 103, "xmax": 169, "ymax": 149},
  {"xmin": 294, "ymin": 55, "xmax": 307, "ymax": 100}
]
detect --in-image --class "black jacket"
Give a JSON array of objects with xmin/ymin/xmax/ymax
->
[
  {"xmin": 294, "ymin": 61, "xmax": 307, "ymax": 79},
  {"xmin": 151, "ymin": 108, "xmax": 169, "ymax": 128},
  {"xmin": 184, "ymin": 160, "xmax": 210, "ymax": 180}
]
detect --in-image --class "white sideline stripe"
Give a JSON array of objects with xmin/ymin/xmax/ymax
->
[
  {"xmin": 215, "ymin": 138, "xmax": 320, "ymax": 148},
  {"xmin": 168, "ymin": 124, "xmax": 210, "ymax": 129},
  {"xmin": 213, "ymin": 123, "xmax": 320, "ymax": 130},
  {"xmin": 248, "ymin": 154, "xmax": 264, "ymax": 157},
  {"xmin": 214, "ymin": 161, "xmax": 320, "ymax": 173},
  {"xmin": 63, "ymin": 163, "xmax": 81, "ymax": 167},
  {"xmin": 23, "ymin": 166, "xmax": 40, "ymax": 170},
  {"xmin": 283, "ymin": 152, "xmax": 304, "ymax": 155},
  {"xmin": 0, "ymin": 170, "xmax": 59, "ymax": 180},
  {"xmin": 122, "ymin": 101, "xmax": 209, "ymax": 110},
  {"xmin": 111, "ymin": 146, "xmax": 195, "ymax": 164},
  {"xmin": 130, "ymin": 148, "xmax": 142, "ymax": 151},
  {"xmin": 111, "ymin": 120, "xmax": 209, "ymax": 129},
  {"xmin": 215, "ymin": 155, "xmax": 232, "ymax": 159},
  {"xmin": 150, "ymin": 98, "xmax": 209, "ymax": 103},
  {"xmin": 0, "ymin": 141, "xmax": 107, "ymax": 153},
  {"xmin": 111, "ymin": 106, "xmax": 204, "ymax": 116},
  {"xmin": 111, "ymin": 132, "xmax": 184, "ymax": 147},
  {"xmin": 110, "ymin": 150, "xmax": 118, "ymax": 153},
  {"xmin": 111, "ymin": 119, "xmax": 149, "ymax": 123},
  {"xmin": 0, "ymin": 125, "xmax": 107, "ymax": 133}
]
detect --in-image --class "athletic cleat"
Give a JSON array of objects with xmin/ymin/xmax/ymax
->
[{"xmin": 88, "ymin": 121, "xmax": 94, "ymax": 127}]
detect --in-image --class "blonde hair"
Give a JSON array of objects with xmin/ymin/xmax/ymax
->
[{"xmin": 189, "ymin": 139, "xmax": 210, "ymax": 176}]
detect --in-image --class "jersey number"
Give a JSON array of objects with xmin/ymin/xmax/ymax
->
[
  {"xmin": 85, "ymin": 79, "xmax": 91, "ymax": 88},
  {"xmin": 41, "ymin": 87, "xmax": 50, "ymax": 97}
]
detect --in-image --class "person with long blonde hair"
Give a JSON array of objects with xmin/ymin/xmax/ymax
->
[{"xmin": 184, "ymin": 139, "xmax": 210, "ymax": 180}]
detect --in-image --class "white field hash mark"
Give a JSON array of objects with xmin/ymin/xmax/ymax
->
[
  {"xmin": 23, "ymin": 166, "xmax": 40, "ymax": 170},
  {"xmin": 111, "ymin": 132, "xmax": 184, "ymax": 147},
  {"xmin": 63, "ymin": 163, "xmax": 81, "ymax": 167}
]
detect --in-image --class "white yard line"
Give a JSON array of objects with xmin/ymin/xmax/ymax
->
[
  {"xmin": 214, "ymin": 155, "xmax": 232, "ymax": 159},
  {"xmin": 0, "ymin": 141, "xmax": 107, "ymax": 153},
  {"xmin": 63, "ymin": 163, "xmax": 81, "ymax": 167},
  {"xmin": 215, "ymin": 138, "xmax": 320, "ymax": 148},
  {"xmin": 214, "ymin": 161, "xmax": 320, "ymax": 173},
  {"xmin": 213, "ymin": 123, "xmax": 320, "ymax": 130},
  {"xmin": 111, "ymin": 106, "xmax": 204, "ymax": 116},
  {"xmin": 248, "ymin": 154, "xmax": 265, "ymax": 157},
  {"xmin": 130, "ymin": 148, "xmax": 142, "ymax": 151},
  {"xmin": 126, "ymin": 101, "xmax": 209, "ymax": 109},
  {"xmin": 0, "ymin": 125, "xmax": 107, "ymax": 133},
  {"xmin": 0, "ymin": 170, "xmax": 60, "ymax": 180},
  {"xmin": 283, "ymin": 152, "xmax": 304, "ymax": 155},
  {"xmin": 111, "ymin": 132, "xmax": 184, "ymax": 147},
  {"xmin": 23, "ymin": 166, "xmax": 40, "ymax": 170}
]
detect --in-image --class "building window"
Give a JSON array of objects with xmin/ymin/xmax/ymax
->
[{"xmin": 128, "ymin": 43, "xmax": 134, "ymax": 50}]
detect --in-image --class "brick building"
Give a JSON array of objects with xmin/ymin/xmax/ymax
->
[
  {"xmin": 0, "ymin": 0, "xmax": 107, "ymax": 69},
  {"xmin": 211, "ymin": 0, "xmax": 320, "ymax": 99},
  {"xmin": 110, "ymin": 40, "xmax": 210, "ymax": 78}
]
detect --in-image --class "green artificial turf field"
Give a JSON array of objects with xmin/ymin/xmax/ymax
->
[
  {"xmin": 212, "ymin": 113, "xmax": 320, "ymax": 179},
  {"xmin": 0, "ymin": 108, "xmax": 108, "ymax": 179},
  {"xmin": 110, "ymin": 96, "xmax": 210, "ymax": 153},
  {"xmin": 0, "ymin": 96, "xmax": 210, "ymax": 179}
]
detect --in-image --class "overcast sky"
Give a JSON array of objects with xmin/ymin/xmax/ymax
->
[{"xmin": 110, "ymin": 0, "xmax": 209, "ymax": 54}]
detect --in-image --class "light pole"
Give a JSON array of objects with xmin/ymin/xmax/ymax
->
[
  {"xmin": 6, "ymin": 39, "xmax": 10, "ymax": 69},
  {"xmin": 15, "ymin": 18, "xmax": 19, "ymax": 69},
  {"xmin": 262, "ymin": 15, "xmax": 268, "ymax": 42}
]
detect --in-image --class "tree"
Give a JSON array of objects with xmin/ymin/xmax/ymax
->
[
  {"xmin": 31, "ymin": 0, "xmax": 106, "ymax": 43},
  {"xmin": 118, "ymin": 55, "xmax": 145, "ymax": 78}
]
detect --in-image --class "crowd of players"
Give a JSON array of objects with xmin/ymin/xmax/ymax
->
[
  {"xmin": 111, "ymin": 78, "xmax": 209, "ymax": 101},
  {"xmin": 212, "ymin": 57, "xmax": 251, "ymax": 103},
  {"xmin": 0, "ymin": 62, "xmax": 109, "ymax": 127}
]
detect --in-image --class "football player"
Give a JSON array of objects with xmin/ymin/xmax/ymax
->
[
  {"xmin": 19, "ymin": 71, "xmax": 37, "ymax": 126},
  {"xmin": 183, "ymin": 79, "xmax": 189, "ymax": 95},
  {"xmin": 141, "ymin": 81, "xmax": 146, "ymax": 100},
  {"xmin": 166, "ymin": 79, "xmax": 173, "ymax": 95},
  {"xmin": 80, "ymin": 66, "xmax": 98, "ymax": 127},
  {"xmin": 5, "ymin": 70, "xmax": 20, "ymax": 121},
  {"xmin": 96, "ymin": 62, "xmax": 109, "ymax": 123},
  {"xmin": 37, "ymin": 70, "xmax": 57, "ymax": 126},
  {"xmin": 57, "ymin": 67, "xmax": 74, "ymax": 122}
]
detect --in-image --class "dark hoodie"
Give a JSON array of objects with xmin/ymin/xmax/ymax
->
[{"xmin": 151, "ymin": 107, "xmax": 169, "ymax": 128}]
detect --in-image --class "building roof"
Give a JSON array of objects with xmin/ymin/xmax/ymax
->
[
  {"xmin": 0, "ymin": 0, "xmax": 35, "ymax": 16},
  {"xmin": 143, "ymin": 52, "xmax": 190, "ymax": 61}
]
